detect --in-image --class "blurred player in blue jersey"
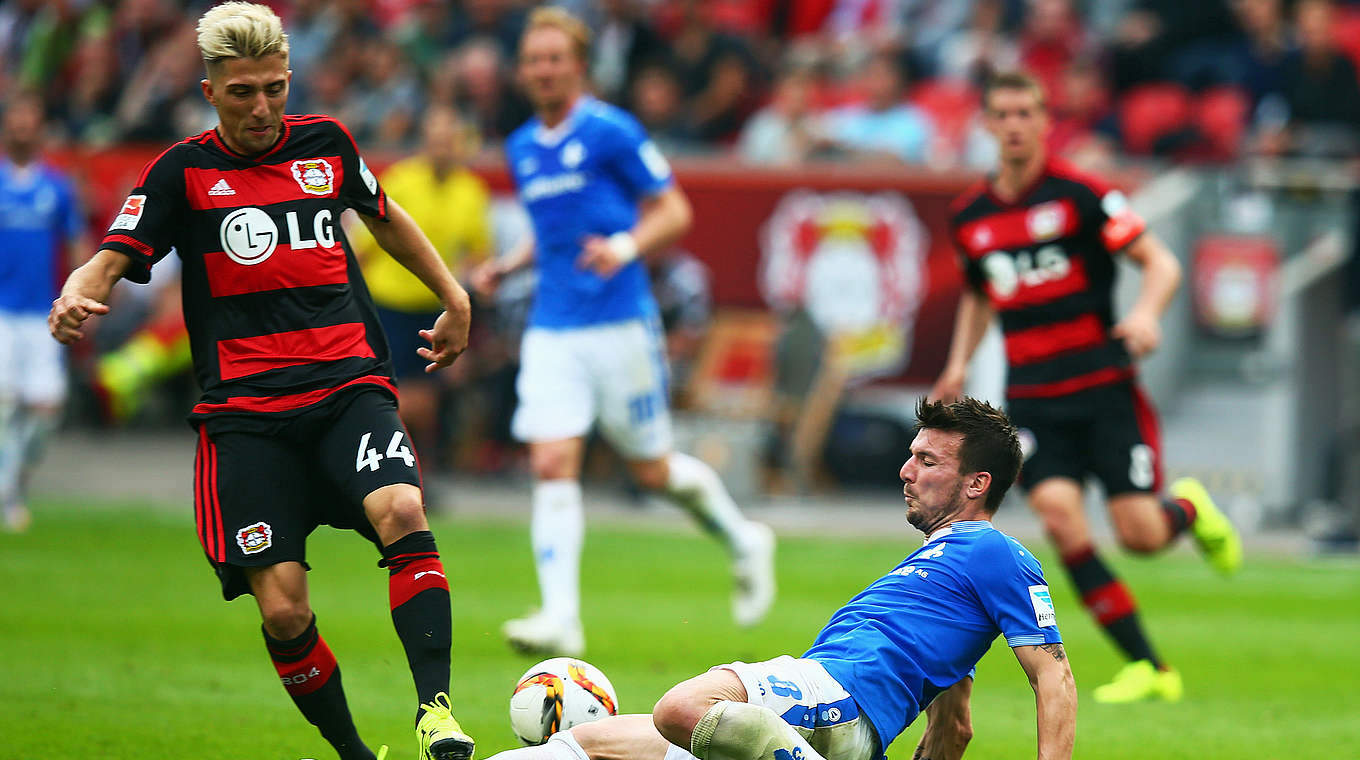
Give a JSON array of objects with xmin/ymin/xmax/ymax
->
[
  {"xmin": 472, "ymin": 6, "xmax": 775, "ymax": 656},
  {"xmin": 483, "ymin": 397, "xmax": 1077, "ymax": 760},
  {"xmin": 0, "ymin": 94, "xmax": 88, "ymax": 532}
]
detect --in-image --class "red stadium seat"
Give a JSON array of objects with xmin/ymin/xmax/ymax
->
[
  {"xmin": 1118, "ymin": 83, "xmax": 1192, "ymax": 155},
  {"xmin": 1195, "ymin": 86, "xmax": 1250, "ymax": 160}
]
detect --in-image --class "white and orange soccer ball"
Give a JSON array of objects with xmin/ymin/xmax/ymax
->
[{"xmin": 508, "ymin": 657, "xmax": 620, "ymax": 745}]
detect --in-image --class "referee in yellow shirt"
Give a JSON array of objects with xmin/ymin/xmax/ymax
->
[{"xmin": 352, "ymin": 105, "xmax": 492, "ymax": 464}]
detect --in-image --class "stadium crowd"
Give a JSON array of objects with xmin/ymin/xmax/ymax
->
[{"xmin": 3, "ymin": 0, "xmax": 1360, "ymax": 168}]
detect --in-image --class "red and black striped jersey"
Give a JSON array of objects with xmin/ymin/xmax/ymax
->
[
  {"xmin": 99, "ymin": 115, "xmax": 397, "ymax": 422},
  {"xmin": 949, "ymin": 158, "xmax": 1147, "ymax": 399}
]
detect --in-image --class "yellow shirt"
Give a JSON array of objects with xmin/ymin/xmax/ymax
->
[{"xmin": 353, "ymin": 157, "xmax": 492, "ymax": 312}]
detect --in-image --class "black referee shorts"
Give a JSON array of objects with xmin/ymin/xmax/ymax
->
[{"xmin": 193, "ymin": 387, "xmax": 422, "ymax": 600}]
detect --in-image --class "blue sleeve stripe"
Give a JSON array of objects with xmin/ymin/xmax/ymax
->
[{"xmin": 1005, "ymin": 634, "xmax": 1049, "ymax": 647}]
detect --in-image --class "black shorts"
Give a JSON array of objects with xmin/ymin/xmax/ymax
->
[
  {"xmin": 1008, "ymin": 380, "xmax": 1163, "ymax": 496},
  {"xmin": 193, "ymin": 387, "xmax": 422, "ymax": 600}
]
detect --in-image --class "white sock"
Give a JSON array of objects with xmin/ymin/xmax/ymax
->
[
  {"xmin": 0, "ymin": 404, "xmax": 27, "ymax": 506},
  {"xmin": 532, "ymin": 479, "xmax": 584, "ymax": 624},
  {"xmin": 690, "ymin": 701, "xmax": 826, "ymax": 760},
  {"xmin": 15, "ymin": 407, "xmax": 56, "ymax": 500},
  {"xmin": 665, "ymin": 452, "xmax": 752, "ymax": 553}
]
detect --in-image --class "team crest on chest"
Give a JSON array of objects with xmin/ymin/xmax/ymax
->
[
  {"xmin": 1025, "ymin": 202, "xmax": 1066, "ymax": 241},
  {"xmin": 560, "ymin": 139, "xmax": 586, "ymax": 168},
  {"xmin": 291, "ymin": 158, "xmax": 335, "ymax": 196},
  {"xmin": 236, "ymin": 521, "xmax": 273, "ymax": 555}
]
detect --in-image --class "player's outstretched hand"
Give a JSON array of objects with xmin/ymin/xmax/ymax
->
[
  {"xmin": 577, "ymin": 234, "xmax": 632, "ymax": 279},
  {"xmin": 418, "ymin": 307, "xmax": 471, "ymax": 373},
  {"xmin": 1112, "ymin": 309, "xmax": 1161, "ymax": 358},
  {"xmin": 48, "ymin": 295, "xmax": 110, "ymax": 345}
]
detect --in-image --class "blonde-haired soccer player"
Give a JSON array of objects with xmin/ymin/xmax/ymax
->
[{"xmin": 51, "ymin": 3, "xmax": 475, "ymax": 759}]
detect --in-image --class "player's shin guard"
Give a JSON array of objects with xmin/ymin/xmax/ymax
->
[
  {"xmin": 531, "ymin": 479, "xmax": 584, "ymax": 623},
  {"xmin": 381, "ymin": 530, "xmax": 452, "ymax": 714},
  {"xmin": 664, "ymin": 452, "xmax": 750, "ymax": 551},
  {"xmin": 264, "ymin": 616, "xmax": 375, "ymax": 760},
  {"xmin": 1062, "ymin": 545, "xmax": 1162, "ymax": 668},
  {"xmin": 690, "ymin": 701, "xmax": 828, "ymax": 760}
]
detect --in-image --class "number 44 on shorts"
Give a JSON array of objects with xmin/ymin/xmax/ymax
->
[{"xmin": 355, "ymin": 431, "xmax": 415, "ymax": 472}]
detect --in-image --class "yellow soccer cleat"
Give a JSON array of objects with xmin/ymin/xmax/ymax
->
[
  {"xmin": 1092, "ymin": 660, "xmax": 1183, "ymax": 704},
  {"xmin": 417, "ymin": 692, "xmax": 475, "ymax": 760},
  {"xmin": 377, "ymin": 746, "xmax": 389, "ymax": 760},
  {"xmin": 1171, "ymin": 477, "xmax": 1243, "ymax": 576}
]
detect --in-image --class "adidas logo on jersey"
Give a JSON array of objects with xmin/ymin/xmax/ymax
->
[{"xmin": 208, "ymin": 179, "xmax": 236, "ymax": 196}]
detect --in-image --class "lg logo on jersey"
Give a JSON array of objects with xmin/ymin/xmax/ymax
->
[
  {"xmin": 219, "ymin": 207, "xmax": 336, "ymax": 266},
  {"xmin": 981, "ymin": 243, "xmax": 1071, "ymax": 299}
]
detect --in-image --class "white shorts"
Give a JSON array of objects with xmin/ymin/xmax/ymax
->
[
  {"xmin": 716, "ymin": 656, "xmax": 879, "ymax": 760},
  {"xmin": 0, "ymin": 312, "xmax": 67, "ymax": 406},
  {"xmin": 512, "ymin": 319, "xmax": 672, "ymax": 460}
]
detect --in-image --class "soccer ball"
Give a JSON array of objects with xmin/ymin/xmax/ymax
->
[{"xmin": 508, "ymin": 657, "xmax": 620, "ymax": 745}]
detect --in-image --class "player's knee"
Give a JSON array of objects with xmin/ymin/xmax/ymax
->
[
  {"xmin": 365, "ymin": 484, "xmax": 427, "ymax": 540},
  {"xmin": 652, "ymin": 685, "xmax": 707, "ymax": 748},
  {"xmin": 530, "ymin": 448, "xmax": 576, "ymax": 481},
  {"xmin": 258, "ymin": 599, "xmax": 312, "ymax": 640},
  {"xmin": 631, "ymin": 459, "xmax": 670, "ymax": 492},
  {"xmin": 1114, "ymin": 524, "xmax": 1162, "ymax": 554}
]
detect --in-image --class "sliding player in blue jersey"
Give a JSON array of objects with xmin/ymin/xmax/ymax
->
[
  {"xmin": 472, "ymin": 6, "xmax": 774, "ymax": 656},
  {"xmin": 484, "ymin": 397, "xmax": 1077, "ymax": 760}
]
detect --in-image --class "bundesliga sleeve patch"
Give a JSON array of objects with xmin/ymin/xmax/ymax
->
[
  {"xmin": 109, "ymin": 194, "xmax": 147, "ymax": 231},
  {"xmin": 358, "ymin": 156, "xmax": 378, "ymax": 195},
  {"xmin": 1029, "ymin": 584, "xmax": 1058, "ymax": 627}
]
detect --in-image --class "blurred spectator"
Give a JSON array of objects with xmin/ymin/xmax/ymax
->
[
  {"xmin": 0, "ymin": 94, "xmax": 87, "ymax": 531},
  {"xmin": 936, "ymin": 0, "xmax": 1020, "ymax": 85},
  {"xmin": 445, "ymin": 0, "xmax": 529, "ymax": 59},
  {"xmin": 10, "ymin": 0, "xmax": 108, "ymax": 106},
  {"xmin": 282, "ymin": 0, "xmax": 341, "ymax": 104},
  {"xmin": 648, "ymin": 247, "xmax": 713, "ymax": 395},
  {"xmin": 1048, "ymin": 57, "xmax": 1119, "ymax": 168},
  {"xmin": 1230, "ymin": 0, "xmax": 1290, "ymax": 106},
  {"xmin": 1257, "ymin": 0, "xmax": 1360, "ymax": 157},
  {"xmin": 348, "ymin": 37, "xmax": 423, "ymax": 149},
  {"xmin": 57, "ymin": 31, "xmax": 122, "ymax": 145},
  {"xmin": 665, "ymin": 0, "xmax": 762, "ymax": 142},
  {"xmin": 736, "ymin": 63, "xmax": 827, "ymax": 165},
  {"xmin": 349, "ymin": 106, "xmax": 492, "ymax": 463},
  {"xmin": 630, "ymin": 63, "xmax": 703, "ymax": 155},
  {"xmin": 821, "ymin": 52, "xmax": 935, "ymax": 163},
  {"xmin": 1109, "ymin": 0, "xmax": 1244, "ymax": 92},
  {"xmin": 438, "ymin": 37, "xmax": 533, "ymax": 144},
  {"xmin": 1017, "ymin": 0, "xmax": 1087, "ymax": 112},
  {"xmin": 113, "ymin": 21, "xmax": 214, "ymax": 143},
  {"xmin": 592, "ymin": 0, "xmax": 673, "ymax": 107}
]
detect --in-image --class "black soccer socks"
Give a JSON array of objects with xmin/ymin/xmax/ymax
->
[
  {"xmin": 381, "ymin": 530, "xmax": 453, "ymax": 718},
  {"xmin": 1061, "ymin": 546, "xmax": 1163, "ymax": 668},
  {"xmin": 263, "ymin": 615, "xmax": 375, "ymax": 760}
]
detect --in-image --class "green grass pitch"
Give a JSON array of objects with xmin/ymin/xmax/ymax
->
[{"xmin": 2, "ymin": 501, "xmax": 1358, "ymax": 759}]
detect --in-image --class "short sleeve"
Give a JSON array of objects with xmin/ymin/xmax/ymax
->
[
  {"xmin": 949, "ymin": 222, "xmax": 987, "ymax": 294},
  {"xmin": 604, "ymin": 116, "xmax": 673, "ymax": 200},
  {"xmin": 57, "ymin": 175, "xmax": 85, "ymax": 241},
  {"xmin": 1076, "ymin": 173, "xmax": 1145, "ymax": 254},
  {"xmin": 99, "ymin": 150, "xmax": 184, "ymax": 284},
  {"xmin": 332, "ymin": 120, "xmax": 387, "ymax": 220},
  {"xmin": 969, "ymin": 533, "xmax": 1064, "ymax": 648}
]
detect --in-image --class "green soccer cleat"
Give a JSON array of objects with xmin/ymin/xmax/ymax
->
[
  {"xmin": 1171, "ymin": 477, "xmax": 1243, "ymax": 575},
  {"xmin": 417, "ymin": 692, "xmax": 475, "ymax": 760},
  {"xmin": 1092, "ymin": 660, "xmax": 1183, "ymax": 704},
  {"xmin": 376, "ymin": 746, "xmax": 388, "ymax": 760}
]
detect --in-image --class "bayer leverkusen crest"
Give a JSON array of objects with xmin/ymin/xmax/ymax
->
[
  {"xmin": 759, "ymin": 191, "xmax": 928, "ymax": 379},
  {"xmin": 291, "ymin": 158, "xmax": 335, "ymax": 196}
]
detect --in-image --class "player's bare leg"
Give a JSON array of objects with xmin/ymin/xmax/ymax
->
[
  {"xmin": 1110, "ymin": 485, "xmax": 1242, "ymax": 574},
  {"xmin": 247, "ymin": 562, "xmax": 378, "ymax": 760},
  {"xmin": 363, "ymin": 483, "xmax": 472, "ymax": 760},
  {"xmin": 482, "ymin": 715, "xmax": 675, "ymax": 760},
  {"xmin": 629, "ymin": 454, "xmax": 776, "ymax": 627},
  {"xmin": 1107, "ymin": 493, "xmax": 1172, "ymax": 553},
  {"xmin": 655, "ymin": 669, "xmax": 829, "ymax": 760},
  {"xmin": 505, "ymin": 436, "xmax": 588, "ymax": 655},
  {"xmin": 1029, "ymin": 478, "xmax": 1178, "ymax": 702}
]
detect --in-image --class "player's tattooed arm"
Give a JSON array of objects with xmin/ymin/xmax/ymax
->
[{"xmin": 1039, "ymin": 643, "xmax": 1067, "ymax": 662}]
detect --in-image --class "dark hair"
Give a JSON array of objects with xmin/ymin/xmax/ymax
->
[
  {"xmin": 981, "ymin": 70, "xmax": 1046, "ymax": 111},
  {"xmin": 914, "ymin": 397, "xmax": 1022, "ymax": 512}
]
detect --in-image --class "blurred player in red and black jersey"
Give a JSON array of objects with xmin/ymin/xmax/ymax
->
[
  {"xmin": 49, "ymin": 4, "xmax": 474, "ymax": 759},
  {"xmin": 932, "ymin": 71, "xmax": 1243, "ymax": 704}
]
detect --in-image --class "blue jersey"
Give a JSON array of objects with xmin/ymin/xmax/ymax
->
[
  {"xmin": 506, "ymin": 96, "xmax": 673, "ymax": 328},
  {"xmin": 803, "ymin": 521, "xmax": 1062, "ymax": 751},
  {"xmin": 0, "ymin": 158, "xmax": 83, "ymax": 314}
]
